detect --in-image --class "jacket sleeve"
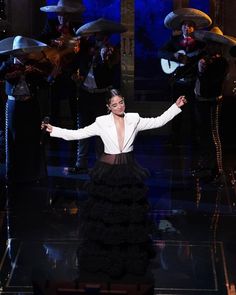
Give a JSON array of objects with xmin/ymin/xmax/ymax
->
[
  {"xmin": 137, "ymin": 103, "xmax": 181, "ymax": 131},
  {"xmin": 50, "ymin": 121, "xmax": 99, "ymax": 140}
]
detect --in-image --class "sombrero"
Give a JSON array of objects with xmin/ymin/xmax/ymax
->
[
  {"xmin": 194, "ymin": 27, "xmax": 236, "ymax": 46},
  {"xmin": 164, "ymin": 8, "xmax": 212, "ymax": 30},
  {"xmin": 0, "ymin": 35, "xmax": 48, "ymax": 56},
  {"xmin": 194, "ymin": 27, "xmax": 236, "ymax": 57},
  {"xmin": 76, "ymin": 18, "xmax": 127, "ymax": 36},
  {"xmin": 40, "ymin": 0, "xmax": 85, "ymax": 14}
]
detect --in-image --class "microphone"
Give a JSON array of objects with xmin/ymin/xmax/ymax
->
[{"xmin": 40, "ymin": 116, "xmax": 50, "ymax": 144}]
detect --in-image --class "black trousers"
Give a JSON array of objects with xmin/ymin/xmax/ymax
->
[
  {"xmin": 6, "ymin": 98, "xmax": 47, "ymax": 183},
  {"xmin": 194, "ymin": 98, "xmax": 223, "ymax": 174}
]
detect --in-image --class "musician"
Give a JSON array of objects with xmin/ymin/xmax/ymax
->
[
  {"xmin": 39, "ymin": 0, "xmax": 85, "ymax": 127},
  {"xmin": 65, "ymin": 19, "xmax": 125, "ymax": 174},
  {"xmin": 193, "ymin": 27, "xmax": 230, "ymax": 182},
  {"xmin": 0, "ymin": 36, "xmax": 52, "ymax": 184},
  {"xmin": 158, "ymin": 8, "xmax": 211, "ymax": 145},
  {"xmin": 46, "ymin": 39, "xmax": 80, "ymax": 128},
  {"xmin": 0, "ymin": 55, "xmax": 8, "ymax": 163},
  {"xmin": 0, "ymin": 21, "xmax": 12, "ymax": 163},
  {"xmin": 39, "ymin": 0, "xmax": 85, "ymax": 42}
]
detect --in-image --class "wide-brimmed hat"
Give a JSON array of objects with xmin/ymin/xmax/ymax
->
[
  {"xmin": 194, "ymin": 27, "xmax": 236, "ymax": 46},
  {"xmin": 164, "ymin": 8, "xmax": 212, "ymax": 30},
  {"xmin": 76, "ymin": 18, "xmax": 127, "ymax": 36},
  {"xmin": 194, "ymin": 27, "xmax": 236, "ymax": 57},
  {"xmin": 0, "ymin": 35, "xmax": 48, "ymax": 55},
  {"xmin": 40, "ymin": 0, "xmax": 85, "ymax": 14}
]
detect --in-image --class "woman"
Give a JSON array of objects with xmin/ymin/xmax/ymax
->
[{"xmin": 43, "ymin": 89, "xmax": 187, "ymax": 283}]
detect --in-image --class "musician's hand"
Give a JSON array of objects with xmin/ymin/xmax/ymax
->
[
  {"xmin": 41, "ymin": 122, "xmax": 53, "ymax": 133},
  {"xmin": 175, "ymin": 52, "xmax": 188, "ymax": 64},
  {"xmin": 25, "ymin": 65, "xmax": 41, "ymax": 73},
  {"xmin": 51, "ymin": 39, "xmax": 65, "ymax": 48},
  {"xmin": 198, "ymin": 58, "xmax": 207, "ymax": 73},
  {"xmin": 100, "ymin": 46, "xmax": 114, "ymax": 61},
  {"xmin": 175, "ymin": 95, "xmax": 187, "ymax": 108}
]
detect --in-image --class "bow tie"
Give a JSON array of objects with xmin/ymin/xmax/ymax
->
[{"xmin": 180, "ymin": 36, "xmax": 196, "ymax": 50}]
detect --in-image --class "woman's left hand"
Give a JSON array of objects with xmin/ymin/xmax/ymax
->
[{"xmin": 176, "ymin": 95, "xmax": 187, "ymax": 108}]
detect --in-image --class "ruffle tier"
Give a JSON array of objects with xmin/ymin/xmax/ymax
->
[{"xmin": 78, "ymin": 241, "xmax": 155, "ymax": 279}]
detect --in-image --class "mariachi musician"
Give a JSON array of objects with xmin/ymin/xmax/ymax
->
[
  {"xmin": 0, "ymin": 19, "xmax": 12, "ymax": 163},
  {"xmin": 158, "ymin": 8, "xmax": 212, "ymax": 146},
  {"xmin": 0, "ymin": 36, "xmax": 52, "ymax": 184},
  {"xmin": 39, "ymin": 0, "xmax": 85, "ymax": 127},
  {"xmin": 192, "ymin": 27, "xmax": 236, "ymax": 183}
]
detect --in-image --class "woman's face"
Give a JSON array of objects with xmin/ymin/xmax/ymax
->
[{"xmin": 107, "ymin": 95, "xmax": 125, "ymax": 116}]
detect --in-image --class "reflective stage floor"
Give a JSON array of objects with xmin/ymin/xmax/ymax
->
[{"xmin": 0, "ymin": 134, "xmax": 236, "ymax": 295}]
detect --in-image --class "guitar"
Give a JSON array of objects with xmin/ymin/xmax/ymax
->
[{"xmin": 160, "ymin": 49, "xmax": 201, "ymax": 74}]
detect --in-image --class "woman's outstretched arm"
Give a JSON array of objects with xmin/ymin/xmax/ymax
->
[{"xmin": 41, "ymin": 122, "xmax": 99, "ymax": 141}]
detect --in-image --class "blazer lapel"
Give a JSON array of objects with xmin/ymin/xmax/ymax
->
[
  {"xmin": 106, "ymin": 113, "xmax": 120, "ymax": 150},
  {"xmin": 123, "ymin": 114, "xmax": 136, "ymax": 150}
]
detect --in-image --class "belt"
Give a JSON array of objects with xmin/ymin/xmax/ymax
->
[{"xmin": 81, "ymin": 85, "xmax": 112, "ymax": 94}]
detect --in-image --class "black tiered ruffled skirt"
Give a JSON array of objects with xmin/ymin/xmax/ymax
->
[{"xmin": 77, "ymin": 152, "xmax": 156, "ymax": 283}]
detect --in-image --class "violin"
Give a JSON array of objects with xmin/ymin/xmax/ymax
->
[
  {"xmin": 5, "ymin": 54, "xmax": 53, "ymax": 81},
  {"xmin": 39, "ymin": 33, "xmax": 81, "ymax": 81}
]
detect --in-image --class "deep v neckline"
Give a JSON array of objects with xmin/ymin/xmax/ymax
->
[{"xmin": 113, "ymin": 115, "xmax": 125, "ymax": 152}]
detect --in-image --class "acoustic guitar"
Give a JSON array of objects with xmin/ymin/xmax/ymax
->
[{"xmin": 160, "ymin": 49, "xmax": 201, "ymax": 74}]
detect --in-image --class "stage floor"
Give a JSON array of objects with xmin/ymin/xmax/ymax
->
[{"xmin": 0, "ymin": 134, "xmax": 236, "ymax": 295}]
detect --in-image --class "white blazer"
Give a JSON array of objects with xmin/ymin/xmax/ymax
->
[{"xmin": 51, "ymin": 103, "xmax": 181, "ymax": 154}]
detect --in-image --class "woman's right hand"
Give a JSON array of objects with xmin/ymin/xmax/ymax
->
[{"xmin": 41, "ymin": 122, "xmax": 53, "ymax": 133}]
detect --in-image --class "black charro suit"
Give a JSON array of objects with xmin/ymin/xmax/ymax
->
[
  {"xmin": 158, "ymin": 34, "xmax": 205, "ymax": 144},
  {"xmin": 0, "ymin": 58, "xmax": 51, "ymax": 183}
]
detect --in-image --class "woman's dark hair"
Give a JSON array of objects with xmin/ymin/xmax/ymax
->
[{"xmin": 105, "ymin": 88, "xmax": 123, "ymax": 105}]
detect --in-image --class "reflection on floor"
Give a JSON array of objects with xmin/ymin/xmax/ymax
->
[{"xmin": 0, "ymin": 134, "xmax": 236, "ymax": 295}]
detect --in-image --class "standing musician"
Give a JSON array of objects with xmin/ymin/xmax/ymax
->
[
  {"xmin": 0, "ymin": 19, "xmax": 12, "ymax": 163},
  {"xmin": 193, "ymin": 27, "xmax": 236, "ymax": 183},
  {"xmin": 0, "ymin": 36, "xmax": 52, "ymax": 184},
  {"xmin": 158, "ymin": 8, "xmax": 212, "ymax": 145},
  {"xmin": 39, "ymin": 0, "xmax": 85, "ymax": 126}
]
